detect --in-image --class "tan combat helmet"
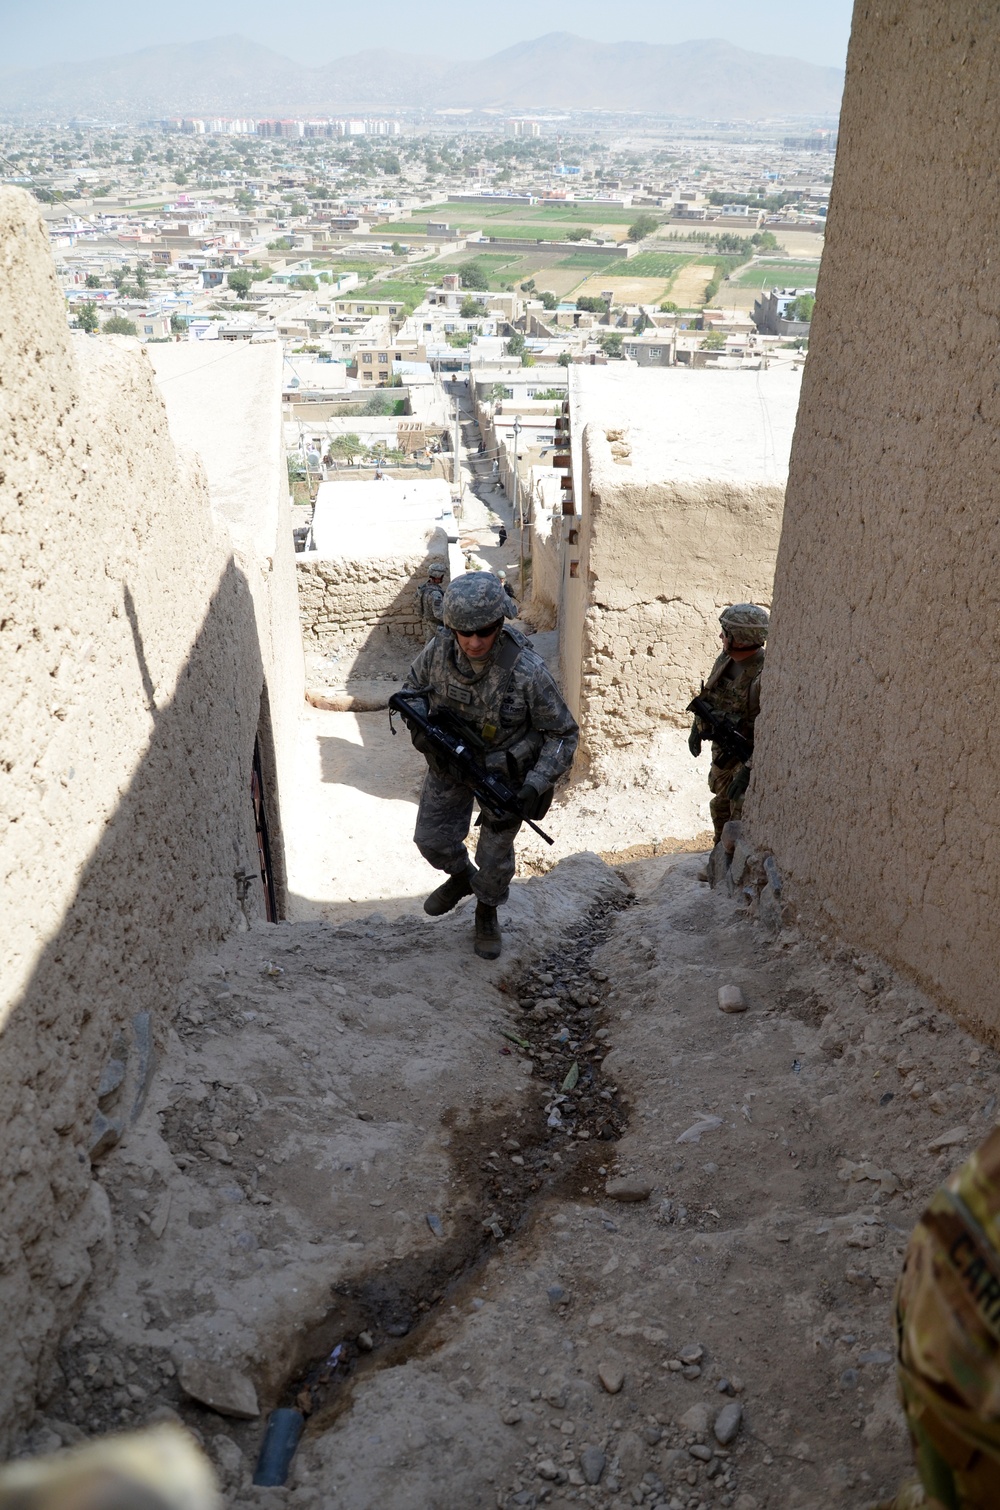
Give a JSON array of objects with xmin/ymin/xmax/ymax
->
[{"xmin": 719, "ymin": 603, "xmax": 770, "ymax": 648}]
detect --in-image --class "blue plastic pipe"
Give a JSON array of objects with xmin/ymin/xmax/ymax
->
[{"xmin": 253, "ymin": 1408, "xmax": 305, "ymax": 1486}]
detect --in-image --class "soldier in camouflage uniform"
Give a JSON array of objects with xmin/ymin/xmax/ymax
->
[
  {"xmin": 403, "ymin": 572, "xmax": 578, "ymax": 959},
  {"xmin": 884, "ymin": 1123, "xmax": 1000, "ymax": 1508},
  {"xmin": 688, "ymin": 603, "xmax": 769, "ymax": 843},
  {"xmin": 417, "ymin": 563, "xmax": 447, "ymax": 643}
]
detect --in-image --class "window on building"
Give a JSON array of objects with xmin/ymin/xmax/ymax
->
[
  {"xmin": 362, "ymin": 353, "xmax": 372, "ymax": 362},
  {"xmin": 649, "ymin": 347, "xmax": 661, "ymax": 357},
  {"xmin": 569, "ymin": 560, "xmax": 580, "ymax": 578},
  {"xmin": 503, "ymin": 387, "xmax": 513, "ymax": 399}
]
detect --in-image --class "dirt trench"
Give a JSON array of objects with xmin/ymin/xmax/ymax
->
[{"xmin": 19, "ymin": 847, "xmax": 997, "ymax": 1510}]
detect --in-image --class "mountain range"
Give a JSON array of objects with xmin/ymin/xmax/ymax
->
[{"xmin": 0, "ymin": 33, "xmax": 843, "ymax": 122}]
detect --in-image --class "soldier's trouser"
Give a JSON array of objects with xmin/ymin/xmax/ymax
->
[
  {"xmin": 708, "ymin": 760, "xmax": 744, "ymax": 842},
  {"xmin": 414, "ymin": 767, "xmax": 521, "ymax": 907}
]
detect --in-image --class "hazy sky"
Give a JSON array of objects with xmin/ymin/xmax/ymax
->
[{"xmin": 0, "ymin": 0, "xmax": 854, "ymax": 71}]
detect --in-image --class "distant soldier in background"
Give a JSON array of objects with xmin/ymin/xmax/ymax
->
[
  {"xmin": 497, "ymin": 570, "xmax": 519, "ymax": 618},
  {"xmin": 688, "ymin": 603, "xmax": 769, "ymax": 842},
  {"xmin": 417, "ymin": 563, "xmax": 447, "ymax": 643}
]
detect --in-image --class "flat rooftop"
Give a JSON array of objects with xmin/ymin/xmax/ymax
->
[
  {"xmin": 570, "ymin": 363, "xmax": 803, "ymax": 488},
  {"xmin": 310, "ymin": 476, "xmax": 455, "ymax": 560}
]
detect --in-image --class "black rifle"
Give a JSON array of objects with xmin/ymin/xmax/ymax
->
[
  {"xmin": 389, "ymin": 689, "xmax": 555, "ymax": 846},
  {"xmin": 687, "ymin": 695, "xmax": 754, "ymax": 767}
]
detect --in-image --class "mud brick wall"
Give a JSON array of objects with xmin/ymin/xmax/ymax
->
[
  {"xmin": 296, "ymin": 555, "xmax": 442, "ymax": 652},
  {"xmin": 0, "ymin": 188, "xmax": 293, "ymax": 1447},
  {"xmin": 748, "ymin": 3, "xmax": 1000, "ymax": 1038},
  {"xmin": 568, "ymin": 423, "xmax": 784, "ymax": 781}
]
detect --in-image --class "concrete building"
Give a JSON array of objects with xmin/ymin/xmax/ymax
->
[
  {"xmin": 0, "ymin": 188, "xmax": 301, "ymax": 1448},
  {"xmin": 747, "ymin": 4, "xmax": 1000, "ymax": 1040},
  {"xmin": 556, "ymin": 364, "xmax": 802, "ymax": 782}
]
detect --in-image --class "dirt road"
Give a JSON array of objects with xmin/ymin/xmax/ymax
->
[{"xmin": 28, "ymin": 830, "xmax": 992, "ymax": 1508}]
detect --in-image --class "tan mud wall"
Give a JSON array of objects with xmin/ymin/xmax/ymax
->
[
  {"xmin": 747, "ymin": 4, "xmax": 1000, "ymax": 1038},
  {"xmin": 571, "ymin": 423, "xmax": 783, "ymax": 778},
  {"xmin": 296, "ymin": 554, "xmax": 440, "ymax": 651},
  {"xmin": 0, "ymin": 189, "xmax": 289, "ymax": 1445}
]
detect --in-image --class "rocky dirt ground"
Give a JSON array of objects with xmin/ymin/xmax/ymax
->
[{"xmin": 18, "ymin": 827, "xmax": 997, "ymax": 1509}]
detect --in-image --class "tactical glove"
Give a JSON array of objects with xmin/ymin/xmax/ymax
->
[
  {"xmin": 517, "ymin": 781, "xmax": 548, "ymax": 820},
  {"xmin": 727, "ymin": 764, "xmax": 751, "ymax": 802},
  {"xmin": 688, "ymin": 724, "xmax": 702, "ymax": 758}
]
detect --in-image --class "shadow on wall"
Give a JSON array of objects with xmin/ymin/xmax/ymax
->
[{"xmin": 0, "ymin": 559, "xmax": 276, "ymax": 1452}]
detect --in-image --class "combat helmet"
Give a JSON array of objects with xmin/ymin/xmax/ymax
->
[
  {"xmin": 443, "ymin": 572, "xmax": 508, "ymax": 632},
  {"xmin": 719, "ymin": 603, "xmax": 769, "ymax": 648},
  {"xmin": 426, "ymin": 561, "xmax": 446, "ymax": 581}
]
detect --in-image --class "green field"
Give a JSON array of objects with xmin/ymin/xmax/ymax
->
[
  {"xmin": 617, "ymin": 252, "xmax": 693, "ymax": 278},
  {"xmin": 554, "ymin": 251, "xmax": 620, "ymax": 270},
  {"xmin": 734, "ymin": 260, "xmax": 821, "ymax": 290}
]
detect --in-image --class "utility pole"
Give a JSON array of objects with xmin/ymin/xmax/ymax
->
[
  {"xmin": 453, "ymin": 381, "xmax": 461, "ymax": 488},
  {"xmin": 512, "ymin": 415, "xmax": 522, "ymax": 588}
]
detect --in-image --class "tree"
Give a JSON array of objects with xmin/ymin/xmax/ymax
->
[
  {"xmin": 227, "ymin": 269, "xmax": 252, "ymax": 299},
  {"xmin": 460, "ymin": 295, "xmax": 486, "ymax": 318},
  {"xmin": 751, "ymin": 230, "xmax": 781, "ymax": 251},
  {"xmin": 521, "ymin": 353, "xmax": 535, "ymax": 367},
  {"xmin": 363, "ymin": 393, "xmax": 393, "ymax": 416},
  {"xmin": 331, "ymin": 433, "xmax": 363, "ymax": 465},
  {"xmin": 627, "ymin": 213, "xmax": 658, "ymax": 242},
  {"xmin": 564, "ymin": 226, "xmax": 593, "ymax": 242},
  {"xmin": 520, "ymin": 278, "xmax": 536, "ymax": 292},
  {"xmin": 659, "ymin": 301, "xmax": 679, "ymax": 313},
  {"xmin": 787, "ymin": 293, "xmax": 815, "ymax": 322},
  {"xmin": 135, "ymin": 264, "xmax": 148, "ymax": 291},
  {"xmin": 540, "ymin": 290, "xmax": 558, "ymax": 311},
  {"xmin": 576, "ymin": 295, "xmax": 607, "ymax": 314},
  {"xmin": 505, "ymin": 332, "xmax": 526, "ymax": 358},
  {"xmin": 103, "ymin": 315, "xmax": 138, "ymax": 335},
  {"xmin": 557, "ymin": 351, "xmax": 572, "ymax": 367},
  {"xmin": 714, "ymin": 233, "xmax": 753, "ymax": 255},
  {"xmin": 599, "ymin": 332, "xmax": 623, "ymax": 358},
  {"xmin": 291, "ymin": 275, "xmax": 319, "ymax": 291},
  {"xmin": 460, "ymin": 262, "xmax": 490, "ymax": 291},
  {"xmin": 75, "ymin": 301, "xmax": 99, "ymax": 333},
  {"xmin": 170, "ymin": 313, "xmax": 186, "ymax": 333},
  {"xmin": 700, "ymin": 330, "xmax": 727, "ymax": 350},
  {"xmin": 633, "ymin": 311, "xmax": 652, "ymax": 334},
  {"xmin": 84, "ymin": 272, "xmax": 101, "ymax": 289},
  {"xmin": 487, "ymin": 382, "xmax": 508, "ymax": 409},
  {"xmin": 391, "ymin": 242, "xmax": 405, "ymax": 256},
  {"xmin": 382, "ymin": 154, "xmax": 402, "ymax": 175}
]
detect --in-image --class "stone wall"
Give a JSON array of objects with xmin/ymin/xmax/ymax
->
[
  {"xmin": 747, "ymin": 3, "xmax": 1000, "ymax": 1040},
  {"xmin": 0, "ymin": 188, "xmax": 296, "ymax": 1445},
  {"xmin": 296, "ymin": 547, "xmax": 447, "ymax": 653},
  {"xmin": 567, "ymin": 420, "xmax": 785, "ymax": 781}
]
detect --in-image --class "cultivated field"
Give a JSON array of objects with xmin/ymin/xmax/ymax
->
[
  {"xmin": 573, "ymin": 273, "xmax": 676, "ymax": 305},
  {"xmin": 734, "ymin": 259, "xmax": 822, "ymax": 290},
  {"xmin": 667, "ymin": 261, "xmax": 718, "ymax": 306}
]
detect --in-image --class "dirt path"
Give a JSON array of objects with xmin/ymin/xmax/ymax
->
[{"xmin": 30, "ymin": 830, "xmax": 993, "ymax": 1508}]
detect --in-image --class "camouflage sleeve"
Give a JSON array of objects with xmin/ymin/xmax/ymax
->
[
  {"xmin": 403, "ymin": 638, "xmax": 435, "ymax": 693},
  {"xmin": 428, "ymin": 586, "xmax": 444, "ymax": 624},
  {"xmin": 748, "ymin": 673, "xmax": 762, "ymax": 722},
  {"xmin": 522, "ymin": 667, "xmax": 579, "ymax": 792}
]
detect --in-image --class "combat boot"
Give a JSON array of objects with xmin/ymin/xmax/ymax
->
[
  {"xmin": 474, "ymin": 902, "xmax": 502, "ymax": 960},
  {"xmin": 423, "ymin": 868, "xmax": 473, "ymax": 916}
]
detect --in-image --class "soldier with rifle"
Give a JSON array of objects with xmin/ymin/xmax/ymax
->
[
  {"xmin": 687, "ymin": 603, "xmax": 769, "ymax": 843},
  {"xmin": 416, "ymin": 562, "xmax": 447, "ymax": 643},
  {"xmin": 391, "ymin": 573, "xmax": 577, "ymax": 960}
]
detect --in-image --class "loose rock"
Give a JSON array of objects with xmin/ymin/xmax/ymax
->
[
  {"xmin": 714, "ymin": 1401, "xmax": 743, "ymax": 1445},
  {"xmin": 605, "ymin": 1176, "xmax": 653, "ymax": 1202},
  {"xmin": 718, "ymin": 985, "xmax": 747, "ymax": 1014},
  {"xmin": 597, "ymin": 1360, "xmax": 625, "ymax": 1394},
  {"xmin": 580, "ymin": 1444, "xmax": 607, "ymax": 1485},
  {"xmin": 177, "ymin": 1359, "xmax": 259, "ymax": 1419}
]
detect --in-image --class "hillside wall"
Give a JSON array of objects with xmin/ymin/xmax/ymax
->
[
  {"xmin": 747, "ymin": 4, "xmax": 1000, "ymax": 1038},
  {"xmin": 0, "ymin": 188, "xmax": 296, "ymax": 1444}
]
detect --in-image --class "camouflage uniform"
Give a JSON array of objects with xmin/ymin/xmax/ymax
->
[
  {"xmin": 891, "ymin": 1124, "xmax": 1000, "ymax": 1507},
  {"xmin": 417, "ymin": 578, "xmax": 445, "ymax": 643},
  {"xmin": 694, "ymin": 647, "xmax": 765, "ymax": 840},
  {"xmin": 403, "ymin": 617, "xmax": 578, "ymax": 907}
]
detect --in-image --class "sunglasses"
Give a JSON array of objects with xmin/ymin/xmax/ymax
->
[{"xmin": 457, "ymin": 619, "xmax": 504, "ymax": 638}]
